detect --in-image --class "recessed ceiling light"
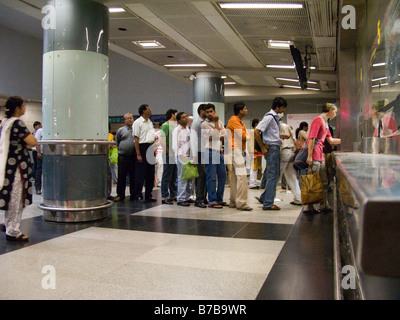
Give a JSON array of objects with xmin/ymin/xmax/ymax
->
[
  {"xmin": 132, "ymin": 40, "xmax": 165, "ymax": 49},
  {"xmin": 267, "ymin": 40, "xmax": 293, "ymax": 49},
  {"xmin": 219, "ymin": 3, "xmax": 303, "ymax": 9},
  {"xmin": 109, "ymin": 7, "xmax": 126, "ymax": 13},
  {"xmin": 164, "ymin": 64, "xmax": 207, "ymax": 67}
]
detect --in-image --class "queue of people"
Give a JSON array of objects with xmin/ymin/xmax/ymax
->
[
  {"xmin": 110, "ymin": 98, "xmax": 341, "ymax": 215},
  {"xmin": 0, "ymin": 96, "xmax": 341, "ymax": 241}
]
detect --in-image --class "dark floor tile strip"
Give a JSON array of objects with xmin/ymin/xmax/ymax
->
[
  {"xmin": 256, "ymin": 211, "xmax": 334, "ymax": 300},
  {"xmin": 0, "ymin": 198, "xmax": 294, "ymax": 255}
]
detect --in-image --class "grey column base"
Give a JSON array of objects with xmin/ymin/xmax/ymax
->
[{"xmin": 39, "ymin": 200, "xmax": 113, "ymax": 222}]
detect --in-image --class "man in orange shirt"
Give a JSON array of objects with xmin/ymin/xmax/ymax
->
[{"xmin": 226, "ymin": 102, "xmax": 253, "ymax": 211}]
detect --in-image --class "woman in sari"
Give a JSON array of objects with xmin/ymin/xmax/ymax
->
[{"xmin": 0, "ymin": 96, "xmax": 39, "ymax": 241}]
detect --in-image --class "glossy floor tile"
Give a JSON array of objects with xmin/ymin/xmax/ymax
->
[{"xmin": 0, "ymin": 185, "xmax": 309, "ymax": 299}]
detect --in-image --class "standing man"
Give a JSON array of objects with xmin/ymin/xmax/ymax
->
[
  {"xmin": 255, "ymin": 97, "xmax": 288, "ymax": 211},
  {"xmin": 133, "ymin": 104, "xmax": 157, "ymax": 202},
  {"xmin": 226, "ymin": 102, "xmax": 252, "ymax": 211},
  {"xmin": 114, "ymin": 113, "xmax": 135, "ymax": 202},
  {"xmin": 190, "ymin": 104, "xmax": 207, "ymax": 208},
  {"xmin": 160, "ymin": 109, "xmax": 178, "ymax": 205},
  {"xmin": 33, "ymin": 122, "xmax": 43, "ymax": 195},
  {"xmin": 201, "ymin": 103, "xmax": 227, "ymax": 209},
  {"xmin": 174, "ymin": 112, "xmax": 193, "ymax": 206}
]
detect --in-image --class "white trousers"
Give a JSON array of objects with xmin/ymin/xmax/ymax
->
[
  {"xmin": 279, "ymin": 149, "xmax": 301, "ymax": 204},
  {"xmin": 5, "ymin": 168, "xmax": 24, "ymax": 237}
]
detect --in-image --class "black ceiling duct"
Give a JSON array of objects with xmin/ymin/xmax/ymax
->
[{"xmin": 290, "ymin": 45, "xmax": 308, "ymax": 90}]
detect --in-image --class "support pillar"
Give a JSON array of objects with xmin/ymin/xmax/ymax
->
[
  {"xmin": 39, "ymin": 0, "xmax": 113, "ymax": 222},
  {"xmin": 193, "ymin": 72, "xmax": 225, "ymax": 122}
]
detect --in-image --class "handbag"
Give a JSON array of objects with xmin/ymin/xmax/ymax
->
[
  {"xmin": 301, "ymin": 169, "xmax": 324, "ymax": 205},
  {"xmin": 182, "ymin": 160, "xmax": 199, "ymax": 180},
  {"xmin": 109, "ymin": 148, "xmax": 118, "ymax": 164},
  {"xmin": 293, "ymin": 138, "xmax": 321, "ymax": 170}
]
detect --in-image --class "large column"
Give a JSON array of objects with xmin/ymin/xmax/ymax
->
[
  {"xmin": 39, "ymin": 0, "xmax": 113, "ymax": 222},
  {"xmin": 193, "ymin": 72, "xmax": 225, "ymax": 123}
]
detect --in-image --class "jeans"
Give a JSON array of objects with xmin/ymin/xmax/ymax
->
[
  {"xmin": 161, "ymin": 153, "xmax": 177, "ymax": 199},
  {"xmin": 205, "ymin": 150, "xmax": 226, "ymax": 205},
  {"xmin": 176, "ymin": 157, "xmax": 192, "ymax": 203},
  {"xmin": 259, "ymin": 145, "xmax": 281, "ymax": 208}
]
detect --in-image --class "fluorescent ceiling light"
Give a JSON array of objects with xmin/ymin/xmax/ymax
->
[
  {"xmin": 267, "ymin": 40, "xmax": 293, "ymax": 49},
  {"xmin": 221, "ymin": 76, "xmax": 227, "ymax": 79},
  {"xmin": 372, "ymin": 83, "xmax": 388, "ymax": 88},
  {"xmin": 373, "ymin": 62, "xmax": 386, "ymax": 67},
  {"xmin": 219, "ymin": 3, "xmax": 303, "ymax": 9},
  {"xmin": 307, "ymin": 87, "xmax": 320, "ymax": 91},
  {"xmin": 276, "ymin": 77, "xmax": 318, "ymax": 85},
  {"xmin": 267, "ymin": 64, "xmax": 295, "ymax": 69},
  {"xmin": 109, "ymin": 7, "xmax": 125, "ymax": 13},
  {"xmin": 132, "ymin": 40, "xmax": 165, "ymax": 49},
  {"xmin": 282, "ymin": 85, "xmax": 301, "ymax": 89},
  {"xmin": 164, "ymin": 64, "xmax": 207, "ymax": 67},
  {"xmin": 372, "ymin": 76, "xmax": 388, "ymax": 82},
  {"xmin": 224, "ymin": 82, "xmax": 236, "ymax": 85}
]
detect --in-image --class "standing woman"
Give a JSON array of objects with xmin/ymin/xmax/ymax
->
[
  {"xmin": 304, "ymin": 103, "xmax": 341, "ymax": 214},
  {"xmin": 295, "ymin": 121, "xmax": 309, "ymax": 149},
  {"xmin": 0, "ymin": 96, "xmax": 38, "ymax": 241}
]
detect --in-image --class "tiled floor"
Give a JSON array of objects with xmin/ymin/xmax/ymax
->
[{"xmin": 0, "ymin": 186, "xmax": 303, "ymax": 300}]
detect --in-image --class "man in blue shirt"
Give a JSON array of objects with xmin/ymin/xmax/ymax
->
[{"xmin": 255, "ymin": 97, "xmax": 288, "ymax": 211}]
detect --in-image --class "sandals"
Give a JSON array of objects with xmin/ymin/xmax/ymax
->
[
  {"xmin": 208, "ymin": 204, "xmax": 223, "ymax": 209},
  {"xmin": 263, "ymin": 205, "xmax": 281, "ymax": 211},
  {"xmin": 303, "ymin": 209, "xmax": 322, "ymax": 215},
  {"xmin": 6, "ymin": 234, "xmax": 29, "ymax": 242}
]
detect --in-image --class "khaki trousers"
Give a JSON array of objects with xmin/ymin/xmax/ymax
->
[{"xmin": 227, "ymin": 149, "xmax": 248, "ymax": 209}]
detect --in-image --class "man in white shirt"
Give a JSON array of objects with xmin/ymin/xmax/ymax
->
[
  {"xmin": 132, "ymin": 104, "xmax": 157, "ymax": 202},
  {"xmin": 201, "ymin": 104, "xmax": 227, "ymax": 209},
  {"xmin": 173, "ymin": 112, "xmax": 193, "ymax": 206}
]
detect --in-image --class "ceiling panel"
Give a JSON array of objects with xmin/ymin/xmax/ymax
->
[{"xmin": 0, "ymin": 0, "xmax": 341, "ymax": 100}]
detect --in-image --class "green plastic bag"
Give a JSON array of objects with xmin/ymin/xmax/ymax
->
[
  {"xmin": 109, "ymin": 148, "xmax": 118, "ymax": 164},
  {"xmin": 182, "ymin": 160, "xmax": 199, "ymax": 180}
]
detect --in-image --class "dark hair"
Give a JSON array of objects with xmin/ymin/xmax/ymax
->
[
  {"xmin": 197, "ymin": 104, "xmax": 207, "ymax": 115},
  {"xmin": 252, "ymin": 119, "xmax": 260, "ymax": 128},
  {"xmin": 138, "ymin": 104, "xmax": 148, "ymax": 116},
  {"xmin": 271, "ymin": 97, "xmax": 287, "ymax": 110},
  {"xmin": 176, "ymin": 112, "xmax": 186, "ymax": 121},
  {"xmin": 5, "ymin": 96, "xmax": 24, "ymax": 118},
  {"xmin": 295, "ymin": 122, "xmax": 308, "ymax": 139},
  {"xmin": 33, "ymin": 121, "xmax": 41, "ymax": 128},
  {"xmin": 205, "ymin": 103, "xmax": 215, "ymax": 111},
  {"xmin": 165, "ymin": 109, "xmax": 177, "ymax": 120},
  {"xmin": 233, "ymin": 102, "xmax": 246, "ymax": 116}
]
